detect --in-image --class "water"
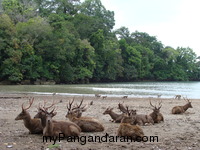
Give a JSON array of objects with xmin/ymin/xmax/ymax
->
[{"xmin": 0, "ymin": 81, "xmax": 199, "ymax": 99}]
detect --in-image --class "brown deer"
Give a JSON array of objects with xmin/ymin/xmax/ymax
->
[
  {"xmin": 102, "ymin": 96, "xmax": 107, "ymax": 99},
  {"xmin": 131, "ymin": 109, "xmax": 154, "ymax": 126},
  {"xmin": 117, "ymin": 107, "xmax": 144, "ymax": 140},
  {"xmin": 103, "ymin": 107, "xmax": 126, "ymax": 123},
  {"xmin": 122, "ymin": 96, "xmax": 128, "ymax": 99},
  {"xmin": 174, "ymin": 95, "xmax": 181, "ymax": 100},
  {"xmin": 66, "ymin": 99, "xmax": 104, "ymax": 132},
  {"xmin": 15, "ymin": 97, "xmax": 43, "ymax": 134},
  {"xmin": 172, "ymin": 98, "xmax": 193, "ymax": 114},
  {"xmin": 149, "ymin": 100, "xmax": 164, "ymax": 123},
  {"xmin": 34, "ymin": 100, "xmax": 81, "ymax": 136},
  {"xmin": 118, "ymin": 103, "xmax": 154, "ymax": 125},
  {"xmin": 71, "ymin": 98, "xmax": 88, "ymax": 118},
  {"xmin": 95, "ymin": 94, "xmax": 101, "ymax": 98}
]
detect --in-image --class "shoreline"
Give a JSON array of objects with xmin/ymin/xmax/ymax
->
[{"xmin": 0, "ymin": 92, "xmax": 197, "ymax": 100}]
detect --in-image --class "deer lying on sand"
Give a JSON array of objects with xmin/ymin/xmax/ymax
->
[
  {"xmin": 34, "ymin": 100, "xmax": 81, "ymax": 136},
  {"xmin": 117, "ymin": 107, "xmax": 144, "ymax": 140},
  {"xmin": 103, "ymin": 107, "xmax": 126, "ymax": 123},
  {"xmin": 66, "ymin": 98, "xmax": 104, "ymax": 132},
  {"xmin": 149, "ymin": 100, "xmax": 164, "ymax": 123},
  {"xmin": 118, "ymin": 103, "xmax": 154, "ymax": 125},
  {"xmin": 15, "ymin": 97, "xmax": 43, "ymax": 134},
  {"xmin": 130, "ymin": 110, "xmax": 154, "ymax": 126},
  {"xmin": 172, "ymin": 98, "xmax": 193, "ymax": 114}
]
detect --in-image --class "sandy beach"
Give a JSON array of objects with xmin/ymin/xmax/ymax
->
[{"xmin": 0, "ymin": 93, "xmax": 199, "ymax": 150}]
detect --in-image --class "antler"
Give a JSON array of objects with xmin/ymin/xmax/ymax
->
[
  {"xmin": 149, "ymin": 100, "xmax": 156, "ymax": 108},
  {"xmin": 157, "ymin": 100, "xmax": 162, "ymax": 109},
  {"xmin": 126, "ymin": 106, "xmax": 131, "ymax": 116},
  {"xmin": 22, "ymin": 97, "xmax": 34, "ymax": 110},
  {"xmin": 118, "ymin": 102, "xmax": 128, "ymax": 113},
  {"xmin": 44, "ymin": 99, "xmax": 58, "ymax": 110},
  {"xmin": 67, "ymin": 97, "xmax": 75, "ymax": 111},
  {"xmin": 183, "ymin": 96, "xmax": 190, "ymax": 102}
]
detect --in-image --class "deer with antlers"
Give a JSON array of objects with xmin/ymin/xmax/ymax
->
[
  {"xmin": 65, "ymin": 98, "xmax": 104, "ymax": 132},
  {"xmin": 149, "ymin": 100, "xmax": 164, "ymax": 123},
  {"xmin": 172, "ymin": 98, "xmax": 193, "ymax": 114},
  {"xmin": 117, "ymin": 106, "xmax": 144, "ymax": 140},
  {"xmin": 103, "ymin": 107, "xmax": 126, "ymax": 123},
  {"xmin": 15, "ymin": 98, "xmax": 43, "ymax": 134},
  {"xmin": 34, "ymin": 100, "xmax": 81, "ymax": 136},
  {"xmin": 118, "ymin": 103, "xmax": 154, "ymax": 125}
]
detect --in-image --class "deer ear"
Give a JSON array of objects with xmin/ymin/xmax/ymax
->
[{"xmin": 52, "ymin": 112, "xmax": 57, "ymax": 117}]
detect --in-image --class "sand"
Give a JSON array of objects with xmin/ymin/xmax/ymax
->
[{"xmin": 0, "ymin": 93, "xmax": 199, "ymax": 150}]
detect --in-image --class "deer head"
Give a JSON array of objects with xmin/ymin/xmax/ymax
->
[
  {"xmin": 15, "ymin": 97, "xmax": 34, "ymax": 120},
  {"xmin": 66, "ymin": 98, "xmax": 87, "ymax": 118},
  {"xmin": 150, "ymin": 100, "xmax": 162, "ymax": 113},
  {"xmin": 103, "ymin": 107, "xmax": 114, "ymax": 115},
  {"xmin": 183, "ymin": 97, "xmax": 193, "ymax": 108},
  {"xmin": 34, "ymin": 100, "xmax": 57, "ymax": 121}
]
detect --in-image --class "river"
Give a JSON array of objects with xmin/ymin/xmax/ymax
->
[{"xmin": 0, "ymin": 81, "xmax": 199, "ymax": 99}]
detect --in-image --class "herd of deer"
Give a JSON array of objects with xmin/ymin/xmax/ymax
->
[{"xmin": 15, "ymin": 96, "xmax": 193, "ymax": 141}]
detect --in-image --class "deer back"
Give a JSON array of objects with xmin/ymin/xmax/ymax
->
[{"xmin": 172, "ymin": 99, "xmax": 193, "ymax": 114}]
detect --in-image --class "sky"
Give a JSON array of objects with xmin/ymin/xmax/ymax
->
[{"xmin": 100, "ymin": 0, "xmax": 200, "ymax": 56}]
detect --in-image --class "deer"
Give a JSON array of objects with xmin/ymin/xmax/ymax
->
[
  {"xmin": 103, "ymin": 107, "xmax": 126, "ymax": 123},
  {"xmin": 122, "ymin": 96, "xmax": 128, "ymax": 99},
  {"xmin": 174, "ymin": 95, "xmax": 181, "ymax": 100},
  {"xmin": 70, "ymin": 98, "xmax": 88, "ymax": 118},
  {"xmin": 149, "ymin": 100, "xmax": 164, "ymax": 123},
  {"xmin": 65, "ymin": 98, "xmax": 104, "ymax": 132},
  {"xmin": 130, "ymin": 109, "xmax": 154, "ymax": 126},
  {"xmin": 118, "ymin": 103, "xmax": 154, "ymax": 125},
  {"xmin": 15, "ymin": 97, "xmax": 43, "ymax": 134},
  {"xmin": 102, "ymin": 96, "xmax": 107, "ymax": 99},
  {"xmin": 172, "ymin": 98, "xmax": 193, "ymax": 114},
  {"xmin": 34, "ymin": 100, "xmax": 81, "ymax": 136},
  {"xmin": 95, "ymin": 94, "xmax": 101, "ymax": 98},
  {"xmin": 117, "ymin": 107, "xmax": 144, "ymax": 140}
]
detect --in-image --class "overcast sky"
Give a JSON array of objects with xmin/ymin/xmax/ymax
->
[{"xmin": 100, "ymin": 0, "xmax": 200, "ymax": 56}]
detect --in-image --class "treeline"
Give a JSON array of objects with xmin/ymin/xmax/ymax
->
[{"xmin": 0, "ymin": 0, "xmax": 200, "ymax": 84}]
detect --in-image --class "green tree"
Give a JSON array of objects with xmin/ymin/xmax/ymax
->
[{"xmin": 0, "ymin": 14, "xmax": 23, "ymax": 82}]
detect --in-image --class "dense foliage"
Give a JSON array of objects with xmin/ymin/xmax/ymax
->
[{"xmin": 0, "ymin": 0, "xmax": 200, "ymax": 84}]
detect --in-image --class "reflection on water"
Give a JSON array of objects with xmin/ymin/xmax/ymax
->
[{"xmin": 0, "ymin": 81, "xmax": 200, "ymax": 99}]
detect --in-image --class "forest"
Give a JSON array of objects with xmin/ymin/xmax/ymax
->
[{"xmin": 0, "ymin": 0, "xmax": 200, "ymax": 84}]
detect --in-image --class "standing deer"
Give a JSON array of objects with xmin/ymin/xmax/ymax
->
[
  {"xmin": 34, "ymin": 100, "xmax": 81, "ymax": 136},
  {"xmin": 95, "ymin": 94, "xmax": 101, "ymax": 98},
  {"xmin": 15, "ymin": 98, "xmax": 43, "ymax": 134},
  {"xmin": 174, "ymin": 95, "xmax": 181, "ymax": 100},
  {"xmin": 103, "ymin": 107, "xmax": 126, "ymax": 123},
  {"xmin": 117, "ymin": 107, "xmax": 144, "ymax": 140},
  {"xmin": 122, "ymin": 96, "xmax": 128, "ymax": 99},
  {"xmin": 172, "ymin": 98, "xmax": 193, "ymax": 114},
  {"xmin": 66, "ymin": 99, "xmax": 104, "ymax": 132},
  {"xmin": 149, "ymin": 100, "xmax": 164, "ymax": 123}
]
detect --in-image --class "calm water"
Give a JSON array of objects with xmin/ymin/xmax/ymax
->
[{"xmin": 0, "ymin": 81, "xmax": 199, "ymax": 99}]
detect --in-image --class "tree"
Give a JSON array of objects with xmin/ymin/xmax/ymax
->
[
  {"xmin": 0, "ymin": 14, "xmax": 23, "ymax": 82},
  {"xmin": 80, "ymin": 0, "xmax": 115, "ymax": 33},
  {"xmin": 2, "ymin": 0, "xmax": 37, "ymax": 23}
]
